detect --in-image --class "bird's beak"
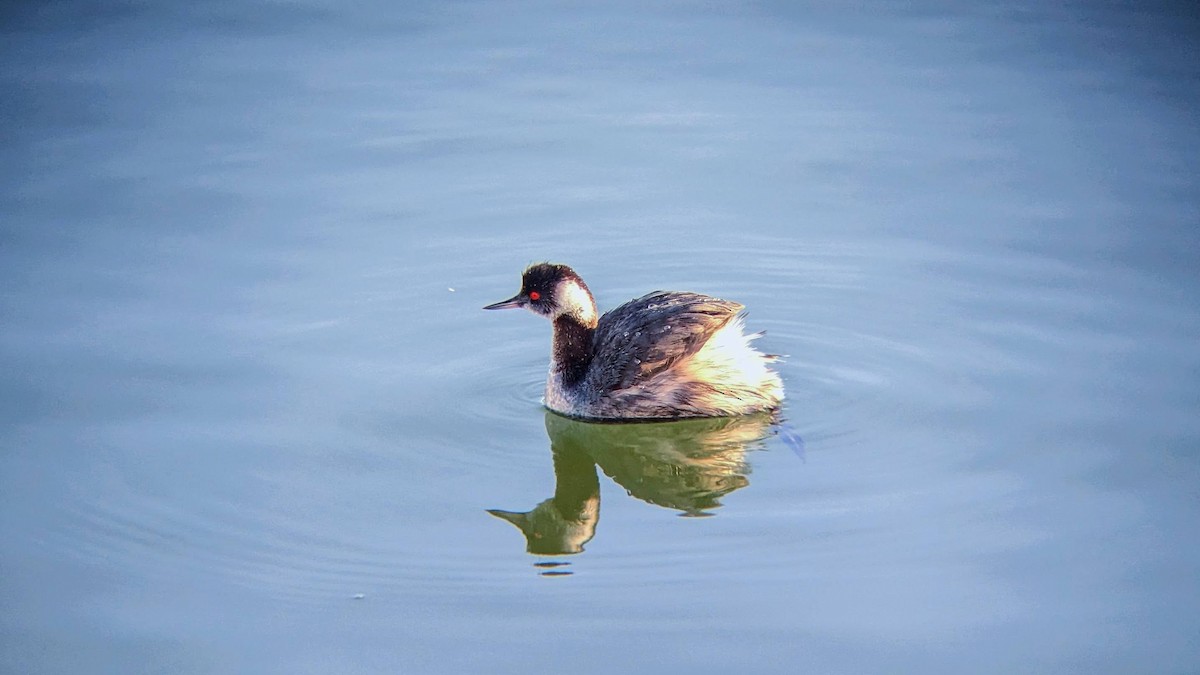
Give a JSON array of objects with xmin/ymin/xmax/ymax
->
[
  {"xmin": 483, "ymin": 294, "xmax": 525, "ymax": 310},
  {"xmin": 486, "ymin": 509, "xmax": 529, "ymax": 528}
]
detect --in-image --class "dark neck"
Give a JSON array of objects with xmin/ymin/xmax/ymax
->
[{"xmin": 552, "ymin": 315, "xmax": 594, "ymax": 386}]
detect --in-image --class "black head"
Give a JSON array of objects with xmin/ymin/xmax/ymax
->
[{"xmin": 483, "ymin": 263, "xmax": 596, "ymax": 323}]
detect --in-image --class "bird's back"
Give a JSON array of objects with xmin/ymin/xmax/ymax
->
[{"xmin": 583, "ymin": 290, "xmax": 744, "ymax": 399}]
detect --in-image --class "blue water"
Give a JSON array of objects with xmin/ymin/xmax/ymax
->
[{"xmin": 2, "ymin": 2, "xmax": 1199, "ymax": 673}]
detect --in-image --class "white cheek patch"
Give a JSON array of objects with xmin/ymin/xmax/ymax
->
[{"xmin": 560, "ymin": 279, "xmax": 597, "ymax": 325}]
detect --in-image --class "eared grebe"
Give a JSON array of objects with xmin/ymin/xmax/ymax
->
[{"xmin": 484, "ymin": 263, "xmax": 784, "ymax": 420}]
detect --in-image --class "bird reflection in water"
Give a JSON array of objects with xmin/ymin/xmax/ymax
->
[{"xmin": 488, "ymin": 410, "xmax": 778, "ymax": 571}]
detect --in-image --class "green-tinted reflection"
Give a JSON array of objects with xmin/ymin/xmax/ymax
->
[{"xmin": 489, "ymin": 411, "xmax": 775, "ymax": 556}]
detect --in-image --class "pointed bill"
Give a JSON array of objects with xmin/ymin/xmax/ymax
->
[{"xmin": 483, "ymin": 295, "xmax": 525, "ymax": 310}]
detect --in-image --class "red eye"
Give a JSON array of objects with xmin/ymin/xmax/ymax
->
[{"xmin": 528, "ymin": 291, "xmax": 541, "ymax": 301}]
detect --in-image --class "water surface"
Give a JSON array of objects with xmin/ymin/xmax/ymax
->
[{"xmin": 2, "ymin": 2, "xmax": 1199, "ymax": 673}]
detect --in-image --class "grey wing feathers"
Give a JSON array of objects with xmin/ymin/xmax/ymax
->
[{"xmin": 587, "ymin": 291, "xmax": 743, "ymax": 393}]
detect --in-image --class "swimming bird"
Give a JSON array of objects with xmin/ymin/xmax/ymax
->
[{"xmin": 484, "ymin": 263, "xmax": 784, "ymax": 420}]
